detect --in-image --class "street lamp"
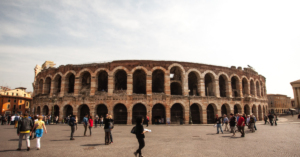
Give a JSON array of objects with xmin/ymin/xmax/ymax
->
[{"xmin": 187, "ymin": 90, "xmax": 193, "ymax": 124}]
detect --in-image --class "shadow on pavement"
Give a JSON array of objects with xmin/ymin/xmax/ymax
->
[
  {"xmin": 50, "ymin": 139, "xmax": 70, "ymax": 141},
  {"xmin": 0, "ymin": 149, "xmax": 21, "ymax": 152},
  {"xmin": 9, "ymin": 139, "xmax": 21, "ymax": 141},
  {"xmin": 81, "ymin": 144, "xmax": 105, "ymax": 146}
]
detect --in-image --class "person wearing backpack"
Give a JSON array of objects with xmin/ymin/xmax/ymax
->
[
  {"xmin": 108, "ymin": 115, "xmax": 114, "ymax": 143},
  {"xmin": 31, "ymin": 116, "xmax": 47, "ymax": 150},
  {"xmin": 104, "ymin": 115, "xmax": 113, "ymax": 145},
  {"xmin": 134, "ymin": 116, "xmax": 148, "ymax": 157},
  {"xmin": 69, "ymin": 115, "xmax": 76, "ymax": 140},
  {"xmin": 17, "ymin": 113, "xmax": 34, "ymax": 151}
]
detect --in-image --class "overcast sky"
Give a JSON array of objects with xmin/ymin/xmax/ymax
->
[{"xmin": 0, "ymin": 0, "xmax": 299, "ymax": 98}]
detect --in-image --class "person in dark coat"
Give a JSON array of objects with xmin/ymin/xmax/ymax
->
[{"xmin": 134, "ymin": 116, "xmax": 148, "ymax": 157}]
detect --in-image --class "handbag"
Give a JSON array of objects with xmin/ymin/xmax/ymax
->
[{"xmin": 131, "ymin": 126, "xmax": 136, "ymax": 134}]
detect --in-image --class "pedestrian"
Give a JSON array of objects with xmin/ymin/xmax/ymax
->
[
  {"xmin": 246, "ymin": 115, "xmax": 250, "ymax": 129},
  {"xmin": 30, "ymin": 115, "xmax": 38, "ymax": 139},
  {"xmin": 215, "ymin": 114, "xmax": 223, "ymax": 134},
  {"xmin": 146, "ymin": 115, "xmax": 149, "ymax": 127},
  {"xmin": 249, "ymin": 115, "xmax": 255, "ymax": 133},
  {"xmin": 95, "ymin": 115, "xmax": 99, "ymax": 128},
  {"xmin": 264, "ymin": 115, "xmax": 268, "ymax": 124},
  {"xmin": 291, "ymin": 111, "xmax": 294, "ymax": 117},
  {"xmin": 1, "ymin": 115, "xmax": 6, "ymax": 125},
  {"xmin": 237, "ymin": 114, "xmax": 245, "ymax": 137},
  {"xmin": 268, "ymin": 113, "xmax": 274, "ymax": 126},
  {"xmin": 229, "ymin": 113, "xmax": 236, "ymax": 136},
  {"xmin": 253, "ymin": 115, "xmax": 257, "ymax": 130},
  {"xmin": 109, "ymin": 115, "xmax": 114, "ymax": 144},
  {"xmin": 83, "ymin": 114, "xmax": 88, "ymax": 136},
  {"xmin": 298, "ymin": 113, "xmax": 300, "ymax": 119},
  {"xmin": 274, "ymin": 114, "xmax": 278, "ymax": 126},
  {"xmin": 55, "ymin": 116, "xmax": 58, "ymax": 124},
  {"xmin": 104, "ymin": 114, "xmax": 113, "ymax": 145},
  {"xmin": 11, "ymin": 114, "xmax": 15, "ymax": 125},
  {"xmin": 69, "ymin": 115, "xmax": 76, "ymax": 140},
  {"xmin": 222, "ymin": 114, "xmax": 229, "ymax": 131},
  {"xmin": 17, "ymin": 113, "xmax": 34, "ymax": 151},
  {"xmin": 88, "ymin": 116, "xmax": 93, "ymax": 136},
  {"xmin": 100, "ymin": 115, "xmax": 104, "ymax": 127},
  {"xmin": 31, "ymin": 115, "xmax": 47, "ymax": 150},
  {"xmin": 134, "ymin": 116, "xmax": 148, "ymax": 157},
  {"xmin": 8, "ymin": 114, "xmax": 11, "ymax": 125}
]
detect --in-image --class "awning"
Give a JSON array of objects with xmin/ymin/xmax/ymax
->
[{"xmin": 289, "ymin": 108, "xmax": 296, "ymax": 111}]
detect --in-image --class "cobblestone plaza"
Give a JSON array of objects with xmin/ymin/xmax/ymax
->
[{"xmin": 0, "ymin": 115, "xmax": 299, "ymax": 157}]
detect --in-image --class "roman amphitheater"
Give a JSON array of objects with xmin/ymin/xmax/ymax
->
[{"xmin": 31, "ymin": 60, "xmax": 268, "ymax": 124}]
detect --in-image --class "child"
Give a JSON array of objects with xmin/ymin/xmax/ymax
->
[{"xmin": 32, "ymin": 116, "xmax": 47, "ymax": 150}]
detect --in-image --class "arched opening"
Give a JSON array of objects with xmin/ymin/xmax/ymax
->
[
  {"xmin": 252, "ymin": 105, "xmax": 257, "ymax": 118},
  {"xmin": 219, "ymin": 75, "xmax": 227, "ymax": 97},
  {"xmin": 242, "ymin": 78, "xmax": 249, "ymax": 96},
  {"xmin": 54, "ymin": 105, "xmax": 59, "ymax": 117},
  {"xmin": 133, "ymin": 70, "xmax": 146, "ymax": 94},
  {"xmin": 207, "ymin": 104, "xmax": 216, "ymax": 124},
  {"xmin": 96, "ymin": 104, "xmax": 108, "ymax": 118},
  {"xmin": 37, "ymin": 106, "xmax": 41, "ymax": 115},
  {"xmin": 80, "ymin": 72, "xmax": 91, "ymax": 95},
  {"xmin": 78, "ymin": 104, "xmax": 90, "ymax": 123},
  {"xmin": 63, "ymin": 105, "xmax": 73, "ymax": 118},
  {"xmin": 221, "ymin": 104, "xmax": 230, "ymax": 116},
  {"xmin": 205, "ymin": 74, "xmax": 215, "ymax": 96},
  {"xmin": 45, "ymin": 77, "xmax": 51, "ymax": 95},
  {"xmin": 234, "ymin": 104, "xmax": 242, "ymax": 114},
  {"xmin": 250, "ymin": 80, "xmax": 255, "ymax": 96},
  {"xmin": 170, "ymin": 66, "xmax": 183, "ymax": 95},
  {"xmin": 42, "ymin": 106, "xmax": 49, "ymax": 115},
  {"xmin": 256, "ymin": 82, "xmax": 260, "ymax": 97},
  {"xmin": 152, "ymin": 70, "xmax": 165, "ymax": 93},
  {"xmin": 244, "ymin": 105, "xmax": 250, "ymax": 115},
  {"xmin": 260, "ymin": 81, "xmax": 264, "ymax": 96},
  {"xmin": 114, "ymin": 70, "xmax": 127, "ymax": 91},
  {"xmin": 171, "ymin": 82, "xmax": 182, "ymax": 95},
  {"xmin": 66, "ymin": 73, "xmax": 75, "ymax": 93},
  {"xmin": 191, "ymin": 104, "xmax": 201, "ymax": 124},
  {"xmin": 132, "ymin": 103, "xmax": 147, "ymax": 124},
  {"xmin": 258, "ymin": 105, "xmax": 262, "ymax": 120},
  {"xmin": 152, "ymin": 104, "xmax": 166, "ymax": 124},
  {"xmin": 53, "ymin": 75, "xmax": 62, "ymax": 95},
  {"xmin": 231, "ymin": 76, "xmax": 240, "ymax": 97},
  {"xmin": 171, "ymin": 103, "xmax": 184, "ymax": 124},
  {"xmin": 97, "ymin": 71, "xmax": 108, "ymax": 92},
  {"xmin": 188, "ymin": 72, "xmax": 199, "ymax": 96},
  {"xmin": 38, "ymin": 79, "xmax": 43, "ymax": 94},
  {"xmin": 113, "ymin": 104, "xmax": 127, "ymax": 124}
]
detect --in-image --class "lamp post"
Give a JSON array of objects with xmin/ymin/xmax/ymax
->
[{"xmin": 188, "ymin": 90, "xmax": 193, "ymax": 124}]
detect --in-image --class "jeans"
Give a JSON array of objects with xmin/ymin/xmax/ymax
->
[
  {"xmin": 110, "ymin": 132, "xmax": 113, "ymax": 142},
  {"xmin": 238, "ymin": 126, "xmax": 245, "ymax": 136},
  {"xmin": 269, "ymin": 119, "xmax": 273, "ymax": 126},
  {"xmin": 100, "ymin": 121, "xmax": 103, "ymax": 127},
  {"xmin": 254, "ymin": 123, "xmax": 257, "ymax": 130},
  {"xmin": 249, "ymin": 123, "xmax": 255, "ymax": 132},
  {"xmin": 216, "ymin": 124, "xmax": 223, "ymax": 133},
  {"xmin": 275, "ymin": 120, "xmax": 277, "ymax": 126},
  {"xmin": 84, "ymin": 125, "xmax": 87, "ymax": 135},
  {"xmin": 71, "ymin": 126, "xmax": 75, "ymax": 139},
  {"xmin": 19, "ymin": 133, "xmax": 30, "ymax": 148},
  {"xmin": 89, "ymin": 126, "xmax": 92, "ymax": 135},
  {"xmin": 230, "ymin": 126, "xmax": 235, "ymax": 135},
  {"xmin": 136, "ymin": 137, "xmax": 145, "ymax": 155},
  {"xmin": 105, "ymin": 129, "xmax": 111, "ymax": 144},
  {"xmin": 95, "ymin": 120, "xmax": 98, "ymax": 127},
  {"xmin": 224, "ymin": 123, "xmax": 229, "ymax": 131}
]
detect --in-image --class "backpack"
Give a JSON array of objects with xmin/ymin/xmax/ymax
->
[
  {"xmin": 69, "ymin": 120, "xmax": 74, "ymax": 126},
  {"xmin": 131, "ymin": 126, "xmax": 136, "ymax": 134}
]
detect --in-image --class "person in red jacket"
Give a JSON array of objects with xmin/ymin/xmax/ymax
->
[
  {"xmin": 88, "ymin": 116, "xmax": 93, "ymax": 136},
  {"xmin": 237, "ymin": 114, "xmax": 245, "ymax": 137}
]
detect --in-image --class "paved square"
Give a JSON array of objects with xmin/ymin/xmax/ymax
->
[{"xmin": 0, "ymin": 116, "xmax": 299, "ymax": 157}]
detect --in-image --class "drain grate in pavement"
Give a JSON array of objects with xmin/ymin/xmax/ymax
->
[{"xmin": 83, "ymin": 147, "xmax": 95, "ymax": 150}]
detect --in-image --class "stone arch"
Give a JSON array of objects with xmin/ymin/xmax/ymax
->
[
  {"xmin": 152, "ymin": 69, "xmax": 165, "ymax": 93},
  {"xmin": 221, "ymin": 103, "xmax": 230, "ymax": 116},
  {"xmin": 204, "ymin": 72, "xmax": 216, "ymax": 96},
  {"xmin": 133, "ymin": 69, "xmax": 147, "ymax": 94},
  {"xmin": 168, "ymin": 63, "xmax": 186, "ymax": 75},
  {"xmin": 170, "ymin": 65, "xmax": 185, "ymax": 96},
  {"xmin": 244, "ymin": 104, "xmax": 250, "ymax": 115},
  {"xmin": 256, "ymin": 80, "xmax": 261, "ymax": 97},
  {"xmin": 78, "ymin": 104, "xmax": 90, "ymax": 123},
  {"xmin": 132, "ymin": 103, "xmax": 147, "ymax": 124},
  {"xmin": 63, "ymin": 104, "xmax": 73, "ymax": 118},
  {"xmin": 75, "ymin": 68, "xmax": 94, "ymax": 78},
  {"xmin": 187, "ymin": 69, "xmax": 201, "ymax": 96},
  {"xmin": 95, "ymin": 69, "xmax": 109, "ymax": 92},
  {"xmin": 152, "ymin": 103, "xmax": 166, "ymax": 124},
  {"xmin": 42, "ymin": 105, "xmax": 49, "ymax": 115},
  {"xmin": 151, "ymin": 66, "xmax": 168, "ymax": 73},
  {"xmin": 250, "ymin": 79, "xmax": 255, "ymax": 96},
  {"xmin": 36, "ymin": 106, "xmax": 41, "ymax": 115},
  {"xmin": 78, "ymin": 71, "xmax": 92, "ymax": 95},
  {"xmin": 64, "ymin": 71, "xmax": 76, "ymax": 94},
  {"xmin": 44, "ymin": 77, "xmax": 52, "ymax": 95},
  {"xmin": 131, "ymin": 66, "xmax": 148, "ymax": 74},
  {"xmin": 219, "ymin": 74, "xmax": 229, "ymax": 97},
  {"xmin": 230, "ymin": 75, "xmax": 240, "ymax": 97},
  {"xmin": 234, "ymin": 104, "xmax": 242, "ymax": 114},
  {"xmin": 112, "ymin": 67, "xmax": 129, "ymax": 92},
  {"xmin": 258, "ymin": 105, "xmax": 262, "ymax": 120},
  {"xmin": 190, "ymin": 103, "xmax": 203, "ymax": 124},
  {"xmin": 170, "ymin": 103, "xmax": 185, "ymax": 124},
  {"xmin": 95, "ymin": 104, "xmax": 108, "ymax": 118},
  {"xmin": 242, "ymin": 76, "xmax": 249, "ymax": 96},
  {"xmin": 206, "ymin": 103, "xmax": 218, "ymax": 124},
  {"xmin": 38, "ymin": 79, "xmax": 44, "ymax": 94},
  {"xmin": 252, "ymin": 104, "xmax": 257, "ymax": 118},
  {"xmin": 53, "ymin": 105, "xmax": 60, "ymax": 117},
  {"xmin": 53, "ymin": 73, "xmax": 62, "ymax": 95},
  {"xmin": 113, "ymin": 103, "xmax": 127, "ymax": 124}
]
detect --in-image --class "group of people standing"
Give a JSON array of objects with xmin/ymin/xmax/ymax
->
[
  {"xmin": 264, "ymin": 113, "xmax": 278, "ymax": 126},
  {"xmin": 215, "ymin": 113, "xmax": 257, "ymax": 137}
]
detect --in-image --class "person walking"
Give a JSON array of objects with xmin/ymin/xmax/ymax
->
[
  {"xmin": 215, "ymin": 114, "xmax": 223, "ymax": 134},
  {"xmin": 55, "ymin": 116, "xmax": 59, "ymax": 124},
  {"xmin": 69, "ymin": 115, "xmax": 76, "ymax": 140},
  {"xmin": 14, "ymin": 114, "xmax": 20, "ymax": 128},
  {"xmin": 237, "ymin": 114, "xmax": 245, "ymax": 137},
  {"xmin": 83, "ymin": 114, "xmax": 88, "ymax": 136},
  {"xmin": 249, "ymin": 115, "xmax": 255, "ymax": 133},
  {"xmin": 8, "ymin": 114, "xmax": 11, "ymax": 125},
  {"xmin": 146, "ymin": 115, "xmax": 149, "ymax": 127},
  {"xmin": 134, "ymin": 116, "xmax": 148, "ymax": 157},
  {"xmin": 223, "ymin": 114, "xmax": 229, "ymax": 131},
  {"xmin": 1, "ymin": 114, "xmax": 6, "ymax": 125},
  {"xmin": 88, "ymin": 116, "xmax": 93, "ymax": 136},
  {"xmin": 246, "ymin": 115, "xmax": 250, "ymax": 129},
  {"xmin": 30, "ymin": 115, "xmax": 38, "ymax": 140},
  {"xmin": 104, "ymin": 115, "xmax": 113, "ymax": 145},
  {"xmin": 100, "ymin": 116, "xmax": 104, "ymax": 128},
  {"xmin": 274, "ymin": 114, "xmax": 278, "ymax": 126},
  {"xmin": 268, "ymin": 113, "xmax": 274, "ymax": 126},
  {"xmin": 17, "ymin": 113, "xmax": 34, "ymax": 151},
  {"xmin": 95, "ymin": 115, "xmax": 99, "ymax": 128},
  {"xmin": 109, "ymin": 115, "xmax": 114, "ymax": 144},
  {"xmin": 31, "ymin": 116, "xmax": 47, "ymax": 150},
  {"xmin": 253, "ymin": 115, "xmax": 257, "ymax": 130},
  {"xmin": 229, "ymin": 114, "xmax": 236, "ymax": 136},
  {"xmin": 264, "ymin": 115, "xmax": 268, "ymax": 124}
]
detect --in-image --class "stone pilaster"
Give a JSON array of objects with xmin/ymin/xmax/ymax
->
[
  {"xmin": 228, "ymin": 81, "xmax": 232, "ymax": 98},
  {"xmin": 127, "ymin": 74, "xmax": 133, "ymax": 95},
  {"xmin": 239, "ymin": 81, "xmax": 243, "ymax": 98},
  {"xmin": 108, "ymin": 75, "xmax": 113, "ymax": 96},
  {"xmin": 74, "ymin": 78, "xmax": 80, "ymax": 96},
  {"xmin": 90, "ymin": 76, "xmax": 96, "ymax": 96},
  {"xmin": 165, "ymin": 72, "xmax": 170, "ymax": 95},
  {"xmin": 200, "ymin": 78, "xmax": 205, "ymax": 97},
  {"xmin": 146, "ymin": 73, "xmax": 152, "ymax": 95},
  {"xmin": 49, "ymin": 80, "xmax": 55, "ymax": 97},
  {"xmin": 202, "ymin": 110, "xmax": 207, "ymax": 124},
  {"xmin": 215, "ymin": 80, "xmax": 220, "ymax": 97},
  {"xmin": 60, "ymin": 78, "xmax": 66, "ymax": 97}
]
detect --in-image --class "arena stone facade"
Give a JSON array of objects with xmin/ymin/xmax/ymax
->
[{"xmin": 31, "ymin": 60, "xmax": 268, "ymax": 124}]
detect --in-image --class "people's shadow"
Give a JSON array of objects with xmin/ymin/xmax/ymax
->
[
  {"xmin": 81, "ymin": 144, "xmax": 105, "ymax": 146},
  {"xmin": 9, "ymin": 139, "xmax": 21, "ymax": 141},
  {"xmin": 0, "ymin": 149, "xmax": 23, "ymax": 152}
]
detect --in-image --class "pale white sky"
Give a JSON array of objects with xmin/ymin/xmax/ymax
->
[{"xmin": 0, "ymin": 0, "xmax": 299, "ymax": 98}]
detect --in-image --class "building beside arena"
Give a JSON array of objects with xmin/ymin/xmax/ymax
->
[
  {"xmin": 267, "ymin": 94, "xmax": 292, "ymax": 114},
  {"xmin": 31, "ymin": 60, "xmax": 268, "ymax": 124}
]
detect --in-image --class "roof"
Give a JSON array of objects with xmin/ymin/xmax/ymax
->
[
  {"xmin": 267, "ymin": 94, "xmax": 288, "ymax": 97},
  {"xmin": 291, "ymin": 79, "xmax": 300, "ymax": 84},
  {"xmin": 0, "ymin": 95, "xmax": 32, "ymax": 100}
]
